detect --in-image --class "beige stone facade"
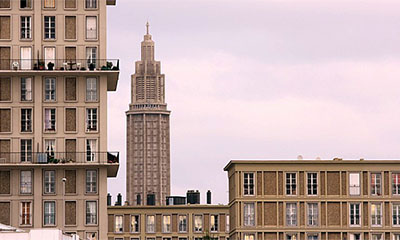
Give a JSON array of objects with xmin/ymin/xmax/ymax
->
[
  {"xmin": 108, "ymin": 204, "xmax": 230, "ymax": 240},
  {"xmin": 126, "ymin": 25, "xmax": 171, "ymax": 206},
  {"xmin": 224, "ymin": 159, "xmax": 400, "ymax": 240},
  {"xmin": 0, "ymin": 0, "xmax": 119, "ymax": 239}
]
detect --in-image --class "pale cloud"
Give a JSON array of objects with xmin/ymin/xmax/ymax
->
[{"xmin": 107, "ymin": 0, "xmax": 400, "ymax": 204}]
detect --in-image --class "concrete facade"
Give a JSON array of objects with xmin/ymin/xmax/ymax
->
[
  {"xmin": 224, "ymin": 159, "xmax": 400, "ymax": 240},
  {"xmin": 126, "ymin": 24, "xmax": 171, "ymax": 206},
  {"xmin": 0, "ymin": 0, "xmax": 119, "ymax": 239},
  {"xmin": 107, "ymin": 204, "xmax": 229, "ymax": 240}
]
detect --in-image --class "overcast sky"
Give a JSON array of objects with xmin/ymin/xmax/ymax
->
[{"xmin": 107, "ymin": 0, "xmax": 400, "ymax": 204}]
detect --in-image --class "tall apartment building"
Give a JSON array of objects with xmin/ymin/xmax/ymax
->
[
  {"xmin": 108, "ymin": 204, "xmax": 229, "ymax": 240},
  {"xmin": 224, "ymin": 159, "xmax": 400, "ymax": 240},
  {"xmin": 126, "ymin": 24, "xmax": 171, "ymax": 206},
  {"xmin": 0, "ymin": 0, "xmax": 119, "ymax": 239}
]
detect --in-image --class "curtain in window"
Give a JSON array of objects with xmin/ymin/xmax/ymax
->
[
  {"xmin": 44, "ymin": 47, "xmax": 55, "ymax": 69},
  {"xmin": 86, "ymin": 140, "xmax": 97, "ymax": 162},
  {"xmin": 44, "ymin": 0, "xmax": 55, "ymax": 8},
  {"xmin": 20, "ymin": 171, "xmax": 31, "ymax": 193},
  {"xmin": 86, "ymin": 17, "xmax": 97, "ymax": 39},
  {"xmin": 20, "ymin": 47, "xmax": 31, "ymax": 70},
  {"xmin": 86, "ymin": 202, "xmax": 97, "ymax": 224}
]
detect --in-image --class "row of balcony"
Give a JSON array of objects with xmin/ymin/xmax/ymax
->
[
  {"xmin": 0, "ymin": 59, "xmax": 120, "ymax": 71},
  {"xmin": 0, "ymin": 151, "xmax": 119, "ymax": 165}
]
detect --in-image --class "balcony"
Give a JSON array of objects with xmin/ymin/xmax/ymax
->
[
  {"xmin": 0, "ymin": 59, "xmax": 120, "ymax": 91},
  {"xmin": 0, "ymin": 152, "xmax": 119, "ymax": 177}
]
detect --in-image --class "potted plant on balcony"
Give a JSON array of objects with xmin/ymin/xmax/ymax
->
[
  {"xmin": 38, "ymin": 60, "xmax": 45, "ymax": 70},
  {"xmin": 89, "ymin": 63, "xmax": 95, "ymax": 71},
  {"xmin": 47, "ymin": 62, "xmax": 54, "ymax": 70}
]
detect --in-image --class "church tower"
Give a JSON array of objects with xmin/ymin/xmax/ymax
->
[{"xmin": 126, "ymin": 23, "xmax": 171, "ymax": 205}]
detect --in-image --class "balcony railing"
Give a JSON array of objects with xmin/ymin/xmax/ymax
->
[
  {"xmin": 0, "ymin": 59, "xmax": 119, "ymax": 71},
  {"xmin": 0, "ymin": 152, "xmax": 119, "ymax": 164}
]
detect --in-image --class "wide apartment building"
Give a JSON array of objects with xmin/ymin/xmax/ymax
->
[
  {"xmin": 108, "ymin": 204, "xmax": 229, "ymax": 240},
  {"xmin": 224, "ymin": 159, "xmax": 400, "ymax": 240},
  {"xmin": 0, "ymin": 0, "xmax": 119, "ymax": 239}
]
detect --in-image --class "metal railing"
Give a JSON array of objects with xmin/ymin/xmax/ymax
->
[
  {"xmin": 0, "ymin": 59, "xmax": 119, "ymax": 71},
  {"xmin": 0, "ymin": 152, "xmax": 119, "ymax": 164}
]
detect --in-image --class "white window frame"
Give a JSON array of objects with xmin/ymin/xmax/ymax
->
[
  {"xmin": 20, "ymin": 139, "xmax": 32, "ymax": 162},
  {"xmin": 146, "ymin": 215, "xmax": 155, "ymax": 233},
  {"xmin": 114, "ymin": 215, "xmax": 123, "ymax": 233},
  {"xmin": 286, "ymin": 203, "xmax": 297, "ymax": 226},
  {"xmin": 20, "ymin": 170, "xmax": 32, "ymax": 194},
  {"xmin": 307, "ymin": 172, "xmax": 318, "ymax": 195},
  {"xmin": 349, "ymin": 203, "xmax": 361, "ymax": 226},
  {"xmin": 393, "ymin": 234, "xmax": 400, "ymax": 240},
  {"xmin": 371, "ymin": 203, "xmax": 382, "ymax": 226},
  {"xmin": 85, "ymin": 201, "xmax": 97, "ymax": 225},
  {"xmin": 371, "ymin": 173, "xmax": 382, "ymax": 196},
  {"xmin": 307, "ymin": 233, "xmax": 319, "ymax": 240},
  {"xmin": 43, "ymin": 170, "xmax": 55, "ymax": 194},
  {"xmin": 130, "ymin": 215, "xmax": 140, "ymax": 233},
  {"xmin": 86, "ymin": 170, "xmax": 97, "ymax": 193},
  {"xmin": 194, "ymin": 214, "xmax": 203, "ymax": 232},
  {"xmin": 20, "ymin": 201, "xmax": 32, "ymax": 226},
  {"xmin": 21, "ymin": 77, "xmax": 32, "ymax": 101},
  {"xmin": 393, "ymin": 173, "xmax": 400, "ymax": 196},
  {"xmin": 307, "ymin": 203, "xmax": 318, "ymax": 226},
  {"xmin": 286, "ymin": 173, "xmax": 297, "ymax": 196},
  {"xmin": 210, "ymin": 214, "xmax": 218, "ymax": 232},
  {"xmin": 43, "ymin": 201, "xmax": 56, "ymax": 226},
  {"xmin": 243, "ymin": 172, "xmax": 254, "ymax": 196},
  {"xmin": 244, "ymin": 202, "xmax": 255, "ymax": 227},
  {"xmin": 371, "ymin": 233, "xmax": 383, "ymax": 240},
  {"xmin": 85, "ymin": 0, "xmax": 97, "ymax": 8},
  {"xmin": 226, "ymin": 214, "xmax": 230, "ymax": 233},
  {"xmin": 44, "ymin": 77, "xmax": 56, "ymax": 101},
  {"xmin": 20, "ymin": 46, "xmax": 32, "ymax": 70},
  {"xmin": 20, "ymin": 16, "xmax": 32, "ymax": 39},
  {"xmin": 21, "ymin": 108, "xmax": 32, "ymax": 132},
  {"xmin": 86, "ymin": 108, "xmax": 98, "ymax": 132},
  {"xmin": 86, "ymin": 78, "xmax": 97, "ymax": 101},
  {"xmin": 44, "ymin": 108, "xmax": 56, "ymax": 132},
  {"xmin": 162, "ymin": 215, "xmax": 171, "ymax": 233},
  {"xmin": 348, "ymin": 233, "xmax": 361, "ymax": 240},
  {"xmin": 44, "ymin": 139, "xmax": 56, "ymax": 159},
  {"xmin": 86, "ymin": 47, "xmax": 97, "ymax": 68},
  {"xmin": 393, "ymin": 204, "xmax": 400, "ymax": 226},
  {"xmin": 44, "ymin": 47, "xmax": 56, "ymax": 70},
  {"xmin": 44, "ymin": 16, "xmax": 56, "ymax": 39},
  {"xmin": 178, "ymin": 215, "xmax": 187, "ymax": 233},
  {"xmin": 349, "ymin": 173, "xmax": 361, "ymax": 196},
  {"xmin": 244, "ymin": 234, "xmax": 256, "ymax": 240},
  {"xmin": 86, "ymin": 139, "xmax": 97, "ymax": 162}
]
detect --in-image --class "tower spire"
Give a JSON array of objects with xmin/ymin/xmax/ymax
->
[{"xmin": 146, "ymin": 22, "xmax": 150, "ymax": 35}]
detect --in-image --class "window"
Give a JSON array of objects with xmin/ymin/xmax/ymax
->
[
  {"xmin": 244, "ymin": 234, "xmax": 255, "ymax": 240},
  {"xmin": 394, "ymin": 234, "xmax": 400, "ymax": 240},
  {"xmin": 20, "ymin": 47, "xmax": 32, "ymax": 70},
  {"xmin": 86, "ymin": 139, "xmax": 97, "ymax": 162},
  {"xmin": 20, "ymin": 202, "xmax": 32, "ymax": 225},
  {"xmin": 243, "ymin": 172, "xmax": 254, "ymax": 195},
  {"xmin": 393, "ymin": 173, "xmax": 400, "ymax": 195},
  {"xmin": 44, "ymin": 108, "xmax": 56, "ymax": 131},
  {"xmin": 0, "ymin": 17, "xmax": 10, "ymax": 39},
  {"xmin": 286, "ymin": 203, "xmax": 297, "ymax": 226},
  {"xmin": 44, "ymin": 16, "xmax": 56, "ymax": 39},
  {"xmin": 393, "ymin": 204, "xmax": 400, "ymax": 226},
  {"xmin": 20, "ymin": 171, "xmax": 32, "ymax": 194},
  {"xmin": 86, "ymin": 16, "xmax": 97, "ymax": 39},
  {"xmin": 21, "ymin": 109, "xmax": 32, "ymax": 132},
  {"xmin": 20, "ymin": 139, "xmax": 32, "ymax": 162},
  {"xmin": 371, "ymin": 173, "xmax": 382, "ymax": 196},
  {"xmin": 307, "ymin": 234, "xmax": 318, "ymax": 240},
  {"xmin": 21, "ymin": 0, "xmax": 32, "ymax": 8},
  {"xmin": 371, "ymin": 234, "xmax": 383, "ymax": 240},
  {"xmin": 86, "ymin": 232, "xmax": 97, "ymax": 240},
  {"xmin": 43, "ymin": 201, "xmax": 55, "ymax": 226},
  {"xmin": 85, "ymin": 0, "xmax": 97, "ymax": 8},
  {"xmin": 44, "ymin": 139, "xmax": 55, "ymax": 159},
  {"xmin": 349, "ymin": 203, "xmax": 361, "ymax": 226},
  {"xmin": 86, "ymin": 47, "xmax": 97, "ymax": 68},
  {"xmin": 307, "ymin": 173, "xmax": 317, "ymax": 195},
  {"xmin": 210, "ymin": 214, "xmax": 218, "ymax": 232},
  {"xmin": 194, "ymin": 215, "xmax": 202, "ymax": 232},
  {"xmin": 244, "ymin": 202, "xmax": 255, "ymax": 226},
  {"xmin": 307, "ymin": 203, "xmax": 318, "ymax": 226},
  {"xmin": 21, "ymin": 16, "xmax": 32, "ymax": 39},
  {"xmin": 86, "ymin": 78, "xmax": 97, "ymax": 101},
  {"xmin": 286, "ymin": 234, "xmax": 297, "ymax": 240},
  {"xmin": 349, "ymin": 234, "xmax": 361, "ymax": 240},
  {"xmin": 44, "ymin": 0, "xmax": 55, "ymax": 8},
  {"xmin": 115, "ymin": 215, "xmax": 123, "ymax": 232},
  {"xmin": 146, "ymin": 215, "xmax": 155, "ymax": 233},
  {"xmin": 162, "ymin": 215, "xmax": 171, "ymax": 233},
  {"xmin": 86, "ymin": 108, "xmax": 97, "ymax": 131},
  {"xmin": 44, "ymin": 47, "xmax": 55, "ymax": 70},
  {"xmin": 178, "ymin": 215, "xmax": 187, "ymax": 232},
  {"xmin": 349, "ymin": 173, "xmax": 360, "ymax": 195},
  {"xmin": 44, "ymin": 77, "xmax": 56, "ymax": 101},
  {"xmin": 86, "ymin": 170, "xmax": 97, "ymax": 193},
  {"xmin": 371, "ymin": 203, "xmax": 382, "ymax": 226},
  {"xmin": 226, "ymin": 214, "xmax": 230, "ymax": 232},
  {"xmin": 286, "ymin": 173, "xmax": 297, "ymax": 195},
  {"xmin": 43, "ymin": 170, "xmax": 55, "ymax": 194},
  {"xmin": 131, "ymin": 215, "xmax": 139, "ymax": 233},
  {"xmin": 21, "ymin": 77, "xmax": 32, "ymax": 101},
  {"xmin": 65, "ymin": 16, "xmax": 76, "ymax": 40},
  {"xmin": 86, "ymin": 201, "xmax": 97, "ymax": 225}
]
